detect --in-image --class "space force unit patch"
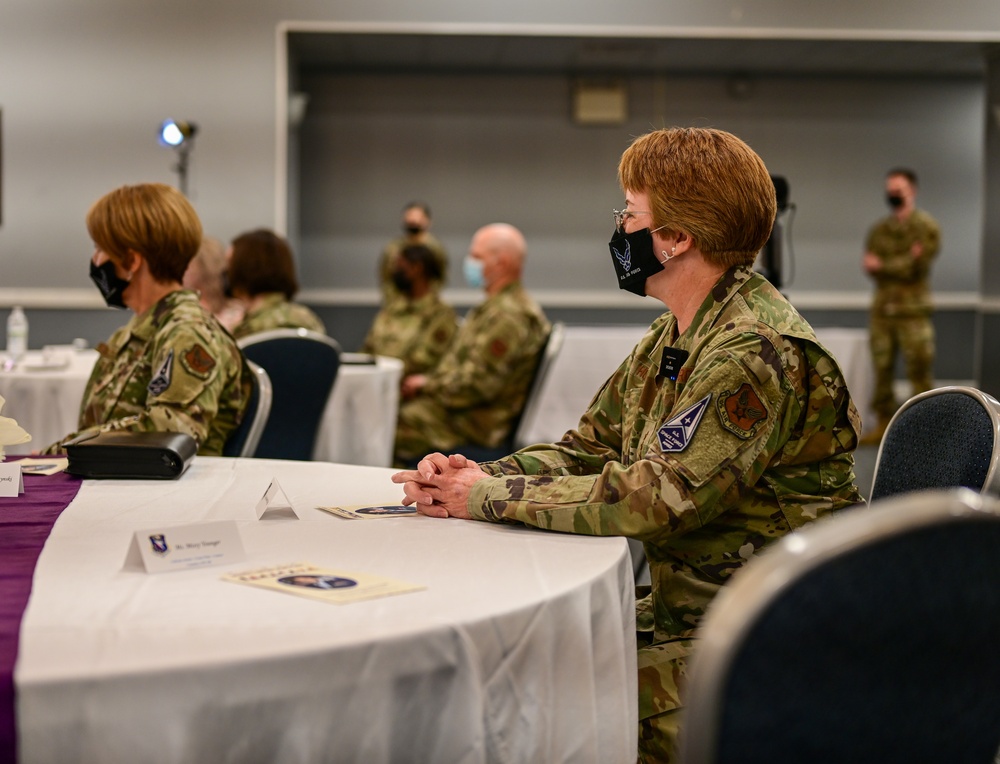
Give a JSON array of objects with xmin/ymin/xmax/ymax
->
[
  {"xmin": 657, "ymin": 394, "xmax": 711, "ymax": 453},
  {"xmin": 147, "ymin": 350, "xmax": 174, "ymax": 397}
]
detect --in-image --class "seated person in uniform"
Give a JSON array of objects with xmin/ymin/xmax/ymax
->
[
  {"xmin": 393, "ymin": 223, "xmax": 549, "ymax": 468},
  {"xmin": 44, "ymin": 183, "xmax": 251, "ymax": 456},
  {"xmin": 393, "ymin": 128, "xmax": 863, "ymax": 762},
  {"xmin": 227, "ymin": 229, "xmax": 326, "ymax": 340},
  {"xmin": 182, "ymin": 236, "xmax": 245, "ymax": 332},
  {"xmin": 361, "ymin": 243, "xmax": 457, "ymax": 376}
]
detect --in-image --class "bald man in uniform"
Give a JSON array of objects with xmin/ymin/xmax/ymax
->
[{"xmin": 393, "ymin": 223, "xmax": 549, "ymax": 467}]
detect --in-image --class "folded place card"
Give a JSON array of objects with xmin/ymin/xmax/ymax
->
[
  {"xmin": 255, "ymin": 479, "xmax": 299, "ymax": 520},
  {"xmin": 124, "ymin": 520, "xmax": 245, "ymax": 574},
  {"xmin": 0, "ymin": 462, "xmax": 23, "ymax": 496}
]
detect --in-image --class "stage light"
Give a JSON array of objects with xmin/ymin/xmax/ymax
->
[
  {"xmin": 158, "ymin": 119, "xmax": 198, "ymax": 196},
  {"xmin": 158, "ymin": 119, "xmax": 197, "ymax": 148}
]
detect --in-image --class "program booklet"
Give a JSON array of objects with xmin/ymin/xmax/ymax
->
[
  {"xmin": 317, "ymin": 504, "xmax": 418, "ymax": 520},
  {"xmin": 222, "ymin": 561, "xmax": 424, "ymax": 604}
]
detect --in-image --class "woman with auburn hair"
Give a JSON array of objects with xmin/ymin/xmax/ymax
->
[
  {"xmin": 44, "ymin": 183, "xmax": 250, "ymax": 456},
  {"xmin": 226, "ymin": 228, "xmax": 326, "ymax": 340},
  {"xmin": 393, "ymin": 127, "xmax": 863, "ymax": 762}
]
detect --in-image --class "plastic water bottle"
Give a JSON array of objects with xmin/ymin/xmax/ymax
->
[{"xmin": 6, "ymin": 306, "xmax": 28, "ymax": 362}]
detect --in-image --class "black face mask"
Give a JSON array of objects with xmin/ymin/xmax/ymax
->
[
  {"xmin": 404, "ymin": 224, "xmax": 424, "ymax": 236},
  {"xmin": 391, "ymin": 269, "xmax": 413, "ymax": 294},
  {"xmin": 608, "ymin": 226, "xmax": 664, "ymax": 296},
  {"xmin": 886, "ymin": 194, "xmax": 905, "ymax": 209},
  {"xmin": 89, "ymin": 260, "xmax": 130, "ymax": 309},
  {"xmin": 222, "ymin": 271, "xmax": 234, "ymax": 299}
]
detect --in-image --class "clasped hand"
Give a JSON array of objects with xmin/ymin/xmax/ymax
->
[{"xmin": 391, "ymin": 452, "xmax": 489, "ymax": 519}]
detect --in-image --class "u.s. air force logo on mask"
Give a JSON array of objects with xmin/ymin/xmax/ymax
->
[
  {"xmin": 147, "ymin": 350, "xmax": 174, "ymax": 397},
  {"xmin": 612, "ymin": 238, "xmax": 631, "ymax": 271},
  {"xmin": 657, "ymin": 394, "xmax": 711, "ymax": 452}
]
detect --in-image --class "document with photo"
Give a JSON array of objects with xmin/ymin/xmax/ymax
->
[
  {"xmin": 223, "ymin": 562, "xmax": 424, "ymax": 604},
  {"xmin": 317, "ymin": 504, "xmax": 418, "ymax": 520}
]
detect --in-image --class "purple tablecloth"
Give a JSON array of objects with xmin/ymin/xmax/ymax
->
[{"xmin": 0, "ymin": 469, "xmax": 82, "ymax": 764}]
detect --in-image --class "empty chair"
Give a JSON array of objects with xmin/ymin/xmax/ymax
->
[
  {"xmin": 222, "ymin": 361, "xmax": 272, "ymax": 458},
  {"xmin": 679, "ymin": 488, "xmax": 1000, "ymax": 764},
  {"xmin": 238, "ymin": 329, "xmax": 341, "ymax": 460},
  {"xmin": 457, "ymin": 321, "xmax": 566, "ymax": 463},
  {"xmin": 870, "ymin": 385, "xmax": 1000, "ymax": 501}
]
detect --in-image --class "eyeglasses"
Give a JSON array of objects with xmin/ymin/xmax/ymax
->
[{"xmin": 613, "ymin": 208, "xmax": 652, "ymax": 230}]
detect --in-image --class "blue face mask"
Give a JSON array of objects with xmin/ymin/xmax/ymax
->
[{"xmin": 463, "ymin": 256, "xmax": 485, "ymax": 289}]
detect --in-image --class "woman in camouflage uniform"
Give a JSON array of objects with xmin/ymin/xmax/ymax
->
[
  {"xmin": 227, "ymin": 229, "xmax": 326, "ymax": 340},
  {"xmin": 44, "ymin": 183, "xmax": 250, "ymax": 456},
  {"xmin": 393, "ymin": 128, "xmax": 863, "ymax": 762}
]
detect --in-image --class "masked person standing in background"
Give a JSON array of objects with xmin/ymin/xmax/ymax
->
[
  {"xmin": 393, "ymin": 127, "xmax": 862, "ymax": 762},
  {"xmin": 43, "ymin": 183, "xmax": 250, "ymax": 456},
  {"xmin": 860, "ymin": 168, "xmax": 941, "ymax": 445},
  {"xmin": 379, "ymin": 202, "xmax": 448, "ymax": 302}
]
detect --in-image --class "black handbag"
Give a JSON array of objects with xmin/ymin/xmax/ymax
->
[{"xmin": 64, "ymin": 431, "xmax": 197, "ymax": 479}]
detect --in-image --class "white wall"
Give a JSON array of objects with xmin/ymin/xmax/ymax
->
[{"xmin": 2, "ymin": 0, "xmax": 998, "ymax": 298}]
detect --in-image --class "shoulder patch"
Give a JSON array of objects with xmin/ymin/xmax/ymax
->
[
  {"xmin": 181, "ymin": 343, "xmax": 216, "ymax": 379},
  {"xmin": 147, "ymin": 350, "xmax": 174, "ymax": 397},
  {"xmin": 717, "ymin": 382, "xmax": 768, "ymax": 439},
  {"xmin": 657, "ymin": 394, "xmax": 711, "ymax": 453}
]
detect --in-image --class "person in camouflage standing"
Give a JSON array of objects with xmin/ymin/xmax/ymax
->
[
  {"xmin": 379, "ymin": 201, "xmax": 449, "ymax": 303},
  {"xmin": 392, "ymin": 223, "xmax": 549, "ymax": 468},
  {"xmin": 860, "ymin": 168, "xmax": 940, "ymax": 445},
  {"xmin": 393, "ymin": 128, "xmax": 862, "ymax": 762},
  {"xmin": 228, "ymin": 229, "xmax": 326, "ymax": 340},
  {"xmin": 362, "ymin": 243, "xmax": 457, "ymax": 376},
  {"xmin": 44, "ymin": 183, "xmax": 251, "ymax": 456}
]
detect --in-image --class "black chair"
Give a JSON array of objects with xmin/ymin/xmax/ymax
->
[
  {"xmin": 870, "ymin": 385, "xmax": 1000, "ymax": 501},
  {"xmin": 679, "ymin": 488, "xmax": 1000, "ymax": 764},
  {"xmin": 222, "ymin": 361, "xmax": 273, "ymax": 458},
  {"xmin": 237, "ymin": 329, "xmax": 341, "ymax": 460},
  {"xmin": 456, "ymin": 322, "xmax": 566, "ymax": 464}
]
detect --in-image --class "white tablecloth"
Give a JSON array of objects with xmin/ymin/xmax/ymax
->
[
  {"xmin": 520, "ymin": 324, "xmax": 876, "ymax": 444},
  {"xmin": 0, "ymin": 350, "xmax": 403, "ymax": 467},
  {"xmin": 15, "ymin": 458, "xmax": 637, "ymax": 763},
  {"xmin": 0, "ymin": 348, "xmax": 99, "ymax": 455},
  {"xmin": 312, "ymin": 356, "xmax": 403, "ymax": 466}
]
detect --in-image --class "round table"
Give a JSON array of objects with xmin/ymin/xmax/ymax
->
[{"xmin": 14, "ymin": 457, "xmax": 637, "ymax": 763}]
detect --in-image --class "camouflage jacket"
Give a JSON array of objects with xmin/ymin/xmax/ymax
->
[
  {"xmin": 379, "ymin": 234, "xmax": 449, "ymax": 300},
  {"xmin": 362, "ymin": 292, "xmax": 457, "ymax": 376},
  {"xmin": 423, "ymin": 283, "xmax": 549, "ymax": 446},
  {"xmin": 468, "ymin": 267, "xmax": 862, "ymax": 714},
  {"xmin": 866, "ymin": 208, "xmax": 940, "ymax": 316},
  {"xmin": 46, "ymin": 290, "xmax": 250, "ymax": 456},
  {"xmin": 232, "ymin": 293, "xmax": 326, "ymax": 339}
]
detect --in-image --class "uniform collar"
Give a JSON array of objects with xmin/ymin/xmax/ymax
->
[{"xmin": 127, "ymin": 289, "xmax": 195, "ymax": 342}]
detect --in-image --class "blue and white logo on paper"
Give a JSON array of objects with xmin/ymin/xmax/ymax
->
[
  {"xmin": 657, "ymin": 395, "xmax": 711, "ymax": 453},
  {"xmin": 149, "ymin": 533, "xmax": 169, "ymax": 555}
]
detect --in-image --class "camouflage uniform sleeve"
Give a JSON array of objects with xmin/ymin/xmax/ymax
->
[
  {"xmin": 467, "ymin": 336, "xmax": 798, "ymax": 541},
  {"xmin": 423, "ymin": 306, "xmax": 534, "ymax": 408}
]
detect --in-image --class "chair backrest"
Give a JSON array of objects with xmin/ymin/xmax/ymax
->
[
  {"xmin": 237, "ymin": 329, "xmax": 341, "ymax": 461},
  {"xmin": 870, "ymin": 385, "xmax": 1000, "ymax": 501},
  {"xmin": 512, "ymin": 321, "xmax": 566, "ymax": 451},
  {"xmin": 680, "ymin": 488, "xmax": 1000, "ymax": 764},
  {"xmin": 222, "ymin": 361, "xmax": 273, "ymax": 457}
]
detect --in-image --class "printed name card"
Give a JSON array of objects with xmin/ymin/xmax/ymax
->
[
  {"xmin": 124, "ymin": 520, "xmax": 246, "ymax": 574},
  {"xmin": 255, "ymin": 478, "xmax": 299, "ymax": 520},
  {"xmin": 0, "ymin": 462, "xmax": 24, "ymax": 496}
]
